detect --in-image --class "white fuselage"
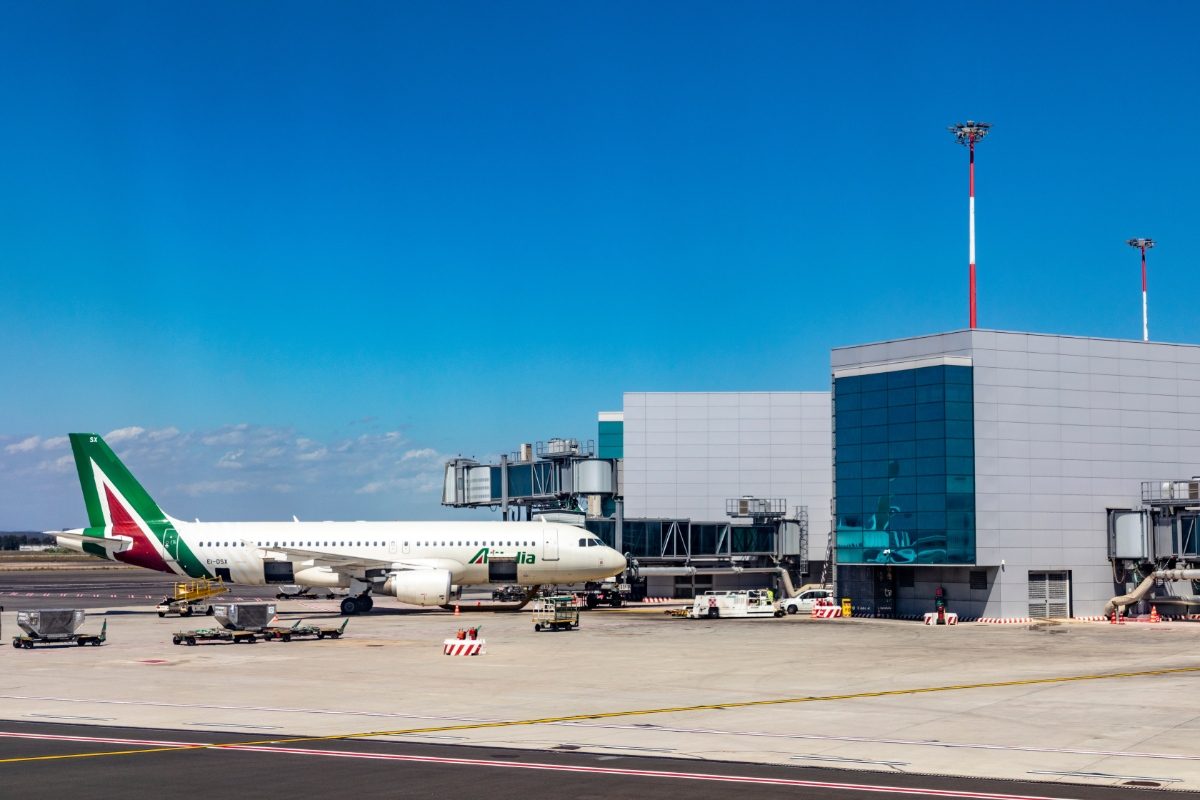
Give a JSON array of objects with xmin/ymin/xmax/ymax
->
[{"xmin": 63, "ymin": 519, "xmax": 624, "ymax": 589}]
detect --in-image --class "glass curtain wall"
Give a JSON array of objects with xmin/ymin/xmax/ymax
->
[{"xmin": 834, "ymin": 365, "xmax": 976, "ymax": 564}]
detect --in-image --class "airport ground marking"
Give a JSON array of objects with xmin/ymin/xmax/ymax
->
[
  {"xmin": 2, "ymin": 664, "xmax": 1199, "ymax": 766},
  {"xmin": 0, "ymin": 732, "xmax": 1111, "ymax": 799},
  {"xmin": 14, "ymin": 694, "xmax": 1200, "ymax": 762}
]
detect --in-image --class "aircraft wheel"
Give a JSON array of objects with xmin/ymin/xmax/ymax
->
[
  {"xmin": 340, "ymin": 598, "xmax": 359, "ymax": 616},
  {"xmin": 355, "ymin": 595, "xmax": 373, "ymax": 613}
]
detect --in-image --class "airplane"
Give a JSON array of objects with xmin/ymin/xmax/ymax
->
[{"xmin": 51, "ymin": 433, "xmax": 625, "ymax": 615}]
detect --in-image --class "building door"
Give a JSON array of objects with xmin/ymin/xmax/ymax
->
[
  {"xmin": 542, "ymin": 528, "xmax": 560, "ymax": 561},
  {"xmin": 1028, "ymin": 571, "xmax": 1071, "ymax": 619}
]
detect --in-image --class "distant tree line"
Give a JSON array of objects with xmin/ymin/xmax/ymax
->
[{"xmin": 0, "ymin": 532, "xmax": 50, "ymax": 551}]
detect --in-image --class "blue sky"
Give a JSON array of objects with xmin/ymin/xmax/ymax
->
[{"xmin": 2, "ymin": 2, "xmax": 1197, "ymax": 528}]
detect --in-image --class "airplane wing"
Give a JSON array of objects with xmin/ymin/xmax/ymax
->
[
  {"xmin": 249, "ymin": 542, "xmax": 460, "ymax": 573},
  {"xmin": 51, "ymin": 530, "xmax": 133, "ymax": 555}
]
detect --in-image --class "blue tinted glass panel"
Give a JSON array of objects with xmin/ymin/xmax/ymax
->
[{"xmin": 834, "ymin": 364, "xmax": 975, "ymax": 565}]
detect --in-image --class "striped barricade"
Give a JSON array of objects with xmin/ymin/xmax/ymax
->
[
  {"xmin": 810, "ymin": 606, "xmax": 842, "ymax": 619},
  {"xmin": 443, "ymin": 638, "xmax": 485, "ymax": 656},
  {"xmin": 923, "ymin": 612, "xmax": 958, "ymax": 625}
]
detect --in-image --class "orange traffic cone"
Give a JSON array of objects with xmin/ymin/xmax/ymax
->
[
  {"xmin": 1150, "ymin": 605, "xmax": 1161, "ymax": 623},
  {"xmin": 454, "ymin": 604, "xmax": 460, "ymax": 617}
]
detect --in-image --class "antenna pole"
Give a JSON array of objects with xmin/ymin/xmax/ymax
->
[{"xmin": 949, "ymin": 121, "xmax": 992, "ymax": 329}]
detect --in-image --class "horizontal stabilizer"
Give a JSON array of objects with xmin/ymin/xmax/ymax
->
[{"xmin": 51, "ymin": 529, "xmax": 133, "ymax": 554}]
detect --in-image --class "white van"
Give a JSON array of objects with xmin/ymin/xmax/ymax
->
[{"xmin": 779, "ymin": 586, "xmax": 835, "ymax": 615}]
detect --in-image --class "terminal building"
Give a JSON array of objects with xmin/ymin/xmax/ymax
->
[{"xmin": 443, "ymin": 328, "xmax": 1200, "ymax": 619}]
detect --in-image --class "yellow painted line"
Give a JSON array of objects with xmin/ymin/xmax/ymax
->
[{"xmin": 2, "ymin": 665, "xmax": 1198, "ymax": 765}]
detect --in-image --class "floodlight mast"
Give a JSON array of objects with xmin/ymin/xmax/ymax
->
[
  {"xmin": 1127, "ymin": 237, "xmax": 1155, "ymax": 341},
  {"xmin": 948, "ymin": 121, "xmax": 991, "ymax": 329}
]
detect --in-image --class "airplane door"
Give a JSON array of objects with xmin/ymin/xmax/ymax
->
[{"xmin": 542, "ymin": 528, "xmax": 560, "ymax": 561}]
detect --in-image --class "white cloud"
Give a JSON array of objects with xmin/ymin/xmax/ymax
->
[
  {"xmin": 175, "ymin": 479, "xmax": 252, "ymax": 497},
  {"xmin": 3, "ymin": 421, "xmax": 456, "ymax": 527},
  {"xmin": 5, "ymin": 436, "xmax": 40, "ymax": 454},
  {"xmin": 105, "ymin": 426, "xmax": 145, "ymax": 444},
  {"xmin": 216, "ymin": 450, "xmax": 245, "ymax": 470}
]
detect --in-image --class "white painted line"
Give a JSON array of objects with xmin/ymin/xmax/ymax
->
[
  {"xmin": 1029, "ymin": 770, "xmax": 1179, "ymax": 783},
  {"xmin": 183, "ymin": 723, "xmax": 282, "ymax": 730},
  {"xmin": 570, "ymin": 721, "xmax": 1200, "ymax": 763}
]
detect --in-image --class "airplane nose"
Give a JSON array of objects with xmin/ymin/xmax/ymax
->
[{"xmin": 605, "ymin": 547, "xmax": 627, "ymax": 573}]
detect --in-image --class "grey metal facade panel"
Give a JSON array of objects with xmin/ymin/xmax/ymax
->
[
  {"xmin": 621, "ymin": 391, "xmax": 833, "ymax": 557},
  {"xmin": 832, "ymin": 329, "xmax": 1200, "ymax": 618}
]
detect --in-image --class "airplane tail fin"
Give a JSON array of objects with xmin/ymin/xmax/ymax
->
[{"xmin": 69, "ymin": 433, "xmax": 170, "ymax": 528}]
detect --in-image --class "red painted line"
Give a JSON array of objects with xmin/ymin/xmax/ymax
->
[
  {"xmin": 0, "ymin": 731, "xmax": 194, "ymax": 747},
  {"xmin": 0, "ymin": 731, "xmax": 1086, "ymax": 799}
]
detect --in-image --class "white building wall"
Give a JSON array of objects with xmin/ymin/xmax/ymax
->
[
  {"xmin": 622, "ymin": 391, "xmax": 832, "ymax": 561},
  {"xmin": 832, "ymin": 329, "xmax": 1200, "ymax": 619}
]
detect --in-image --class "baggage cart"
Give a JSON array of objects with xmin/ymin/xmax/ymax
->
[
  {"xmin": 531, "ymin": 596, "xmax": 580, "ymax": 632},
  {"xmin": 260, "ymin": 619, "xmax": 349, "ymax": 641},
  {"xmin": 12, "ymin": 610, "xmax": 107, "ymax": 649},
  {"xmin": 172, "ymin": 627, "xmax": 259, "ymax": 646}
]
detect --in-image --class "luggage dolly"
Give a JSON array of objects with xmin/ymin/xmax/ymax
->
[
  {"xmin": 13, "ymin": 618, "xmax": 107, "ymax": 649},
  {"xmin": 172, "ymin": 627, "xmax": 260, "ymax": 646},
  {"xmin": 260, "ymin": 619, "xmax": 349, "ymax": 642}
]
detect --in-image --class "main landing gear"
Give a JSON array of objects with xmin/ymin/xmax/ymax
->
[{"xmin": 339, "ymin": 593, "xmax": 374, "ymax": 616}]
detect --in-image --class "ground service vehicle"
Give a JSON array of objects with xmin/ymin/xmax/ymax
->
[
  {"xmin": 687, "ymin": 590, "xmax": 783, "ymax": 619},
  {"xmin": 155, "ymin": 578, "xmax": 227, "ymax": 617},
  {"xmin": 779, "ymin": 586, "xmax": 835, "ymax": 615},
  {"xmin": 260, "ymin": 619, "xmax": 349, "ymax": 641},
  {"xmin": 583, "ymin": 581, "xmax": 631, "ymax": 608},
  {"xmin": 12, "ymin": 610, "xmax": 107, "ymax": 649},
  {"xmin": 532, "ymin": 596, "xmax": 580, "ymax": 631}
]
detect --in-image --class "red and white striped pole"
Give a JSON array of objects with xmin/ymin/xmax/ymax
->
[
  {"xmin": 949, "ymin": 122, "xmax": 991, "ymax": 330},
  {"xmin": 969, "ymin": 136, "xmax": 977, "ymax": 329},
  {"xmin": 1127, "ymin": 238, "xmax": 1155, "ymax": 341}
]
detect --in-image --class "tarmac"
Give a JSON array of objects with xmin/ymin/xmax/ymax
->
[{"xmin": 3, "ymin": 570, "xmax": 1200, "ymax": 796}]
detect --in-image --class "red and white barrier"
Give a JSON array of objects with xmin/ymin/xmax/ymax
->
[
  {"xmin": 923, "ymin": 612, "xmax": 958, "ymax": 625},
  {"xmin": 977, "ymin": 617, "xmax": 1033, "ymax": 624},
  {"xmin": 443, "ymin": 638, "xmax": 485, "ymax": 656},
  {"xmin": 639, "ymin": 597, "xmax": 676, "ymax": 604},
  {"xmin": 810, "ymin": 606, "xmax": 842, "ymax": 619}
]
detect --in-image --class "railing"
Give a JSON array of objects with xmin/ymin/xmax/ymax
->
[
  {"xmin": 725, "ymin": 497, "xmax": 787, "ymax": 518},
  {"xmin": 1142, "ymin": 480, "xmax": 1200, "ymax": 504}
]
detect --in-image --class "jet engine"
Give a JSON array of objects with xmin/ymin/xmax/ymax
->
[{"xmin": 387, "ymin": 569, "xmax": 452, "ymax": 606}]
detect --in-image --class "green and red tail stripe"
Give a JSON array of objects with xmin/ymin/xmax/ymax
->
[{"xmin": 69, "ymin": 433, "xmax": 210, "ymax": 579}]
